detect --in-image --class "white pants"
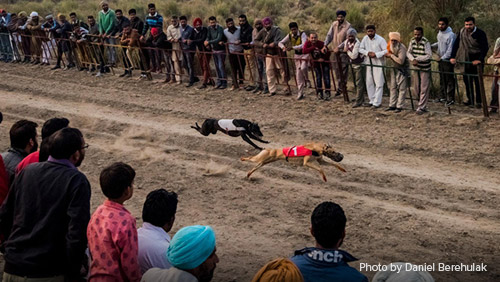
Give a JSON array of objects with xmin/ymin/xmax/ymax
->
[
  {"xmin": 42, "ymin": 39, "xmax": 56, "ymax": 63},
  {"xmin": 366, "ymin": 65, "xmax": 385, "ymax": 106}
]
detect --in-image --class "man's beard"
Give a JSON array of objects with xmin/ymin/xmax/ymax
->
[
  {"xmin": 30, "ymin": 142, "xmax": 38, "ymax": 153},
  {"xmin": 228, "ymin": 26, "xmax": 236, "ymax": 32},
  {"xmin": 75, "ymin": 153, "xmax": 84, "ymax": 167}
]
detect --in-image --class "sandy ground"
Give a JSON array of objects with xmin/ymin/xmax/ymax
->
[{"xmin": 0, "ymin": 63, "xmax": 499, "ymax": 281}]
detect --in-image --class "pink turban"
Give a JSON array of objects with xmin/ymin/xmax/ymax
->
[{"xmin": 262, "ymin": 17, "xmax": 272, "ymax": 25}]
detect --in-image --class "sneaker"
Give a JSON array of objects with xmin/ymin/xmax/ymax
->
[
  {"xmin": 263, "ymin": 88, "xmax": 269, "ymax": 94},
  {"xmin": 395, "ymin": 108, "xmax": 402, "ymax": 113},
  {"xmin": 416, "ymin": 110, "xmax": 424, "ymax": 115},
  {"xmin": 245, "ymin": 85, "xmax": 256, "ymax": 91},
  {"xmin": 140, "ymin": 74, "xmax": 147, "ymax": 79},
  {"xmin": 445, "ymin": 100, "xmax": 455, "ymax": 107},
  {"xmin": 463, "ymin": 101, "xmax": 472, "ymax": 106},
  {"xmin": 119, "ymin": 71, "xmax": 129, "ymax": 77},
  {"xmin": 362, "ymin": 103, "xmax": 372, "ymax": 107},
  {"xmin": 385, "ymin": 107, "xmax": 396, "ymax": 111},
  {"xmin": 51, "ymin": 65, "xmax": 61, "ymax": 70},
  {"xmin": 352, "ymin": 103, "xmax": 362, "ymax": 108},
  {"xmin": 269, "ymin": 92, "xmax": 276, "ymax": 97},
  {"xmin": 372, "ymin": 105, "xmax": 381, "ymax": 109},
  {"xmin": 186, "ymin": 83, "xmax": 194, "ymax": 87},
  {"xmin": 219, "ymin": 85, "xmax": 227, "ymax": 90},
  {"xmin": 296, "ymin": 94, "xmax": 304, "ymax": 100},
  {"xmin": 96, "ymin": 72, "xmax": 103, "ymax": 77},
  {"xmin": 197, "ymin": 84, "xmax": 207, "ymax": 90},
  {"xmin": 253, "ymin": 87, "xmax": 262, "ymax": 94},
  {"xmin": 489, "ymin": 108, "xmax": 498, "ymax": 113},
  {"xmin": 335, "ymin": 90, "xmax": 341, "ymax": 97},
  {"xmin": 475, "ymin": 103, "xmax": 482, "ymax": 109}
]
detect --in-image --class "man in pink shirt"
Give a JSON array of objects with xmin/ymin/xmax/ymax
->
[{"xmin": 87, "ymin": 162, "xmax": 141, "ymax": 281}]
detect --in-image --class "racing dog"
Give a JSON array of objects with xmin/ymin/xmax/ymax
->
[
  {"xmin": 240, "ymin": 142, "xmax": 345, "ymax": 182},
  {"xmin": 191, "ymin": 119, "xmax": 269, "ymax": 150}
]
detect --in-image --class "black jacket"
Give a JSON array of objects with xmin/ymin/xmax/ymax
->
[
  {"xmin": 151, "ymin": 32, "xmax": 172, "ymax": 50},
  {"xmin": 190, "ymin": 26, "xmax": 208, "ymax": 51},
  {"xmin": 0, "ymin": 160, "xmax": 91, "ymax": 278},
  {"xmin": 114, "ymin": 16, "xmax": 131, "ymax": 37},
  {"xmin": 130, "ymin": 17, "xmax": 144, "ymax": 34},
  {"xmin": 239, "ymin": 22, "xmax": 253, "ymax": 50},
  {"xmin": 450, "ymin": 27, "xmax": 489, "ymax": 62}
]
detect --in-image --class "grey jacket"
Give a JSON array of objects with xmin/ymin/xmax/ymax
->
[{"xmin": 1, "ymin": 147, "xmax": 28, "ymax": 185}]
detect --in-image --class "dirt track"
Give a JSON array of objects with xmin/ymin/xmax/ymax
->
[{"xmin": 0, "ymin": 63, "xmax": 499, "ymax": 281}]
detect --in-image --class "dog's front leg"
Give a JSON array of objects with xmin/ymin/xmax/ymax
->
[
  {"xmin": 304, "ymin": 156, "xmax": 327, "ymax": 182},
  {"xmin": 241, "ymin": 134, "xmax": 264, "ymax": 150},
  {"xmin": 247, "ymin": 132, "xmax": 270, "ymax": 144},
  {"xmin": 318, "ymin": 157, "xmax": 347, "ymax": 172}
]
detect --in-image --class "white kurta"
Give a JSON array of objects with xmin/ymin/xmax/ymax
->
[{"xmin": 359, "ymin": 34, "xmax": 387, "ymax": 106}]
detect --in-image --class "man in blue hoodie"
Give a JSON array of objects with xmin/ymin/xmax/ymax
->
[
  {"xmin": 291, "ymin": 202, "xmax": 368, "ymax": 282},
  {"xmin": 432, "ymin": 17, "xmax": 456, "ymax": 106}
]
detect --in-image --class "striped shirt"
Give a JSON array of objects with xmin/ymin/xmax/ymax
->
[{"xmin": 408, "ymin": 37, "xmax": 432, "ymax": 70}]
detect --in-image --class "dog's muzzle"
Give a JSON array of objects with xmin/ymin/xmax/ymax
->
[{"xmin": 333, "ymin": 153, "xmax": 344, "ymax": 162}]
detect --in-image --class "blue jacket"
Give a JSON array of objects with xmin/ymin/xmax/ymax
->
[
  {"xmin": 291, "ymin": 248, "xmax": 368, "ymax": 282},
  {"xmin": 181, "ymin": 24, "xmax": 194, "ymax": 50}
]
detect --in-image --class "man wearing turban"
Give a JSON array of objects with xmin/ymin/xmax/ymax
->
[
  {"xmin": 252, "ymin": 258, "xmax": 304, "ymax": 282},
  {"xmin": 323, "ymin": 10, "xmax": 352, "ymax": 97},
  {"xmin": 385, "ymin": 31, "xmax": 409, "ymax": 113},
  {"xmin": 142, "ymin": 225, "xmax": 219, "ymax": 282}
]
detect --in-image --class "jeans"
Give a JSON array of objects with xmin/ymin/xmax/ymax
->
[
  {"xmin": 183, "ymin": 50, "xmax": 195, "ymax": 83},
  {"xmin": 0, "ymin": 33, "xmax": 13, "ymax": 61},
  {"xmin": 315, "ymin": 62, "xmax": 331, "ymax": 95},
  {"xmin": 213, "ymin": 50, "xmax": 227, "ymax": 86}
]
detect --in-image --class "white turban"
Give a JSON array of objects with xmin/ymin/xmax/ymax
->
[{"xmin": 30, "ymin": 11, "xmax": 38, "ymax": 18}]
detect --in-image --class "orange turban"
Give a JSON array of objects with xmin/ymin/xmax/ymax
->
[{"xmin": 252, "ymin": 258, "xmax": 304, "ymax": 282}]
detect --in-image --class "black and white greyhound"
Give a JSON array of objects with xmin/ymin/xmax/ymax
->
[{"xmin": 191, "ymin": 119, "xmax": 270, "ymax": 150}]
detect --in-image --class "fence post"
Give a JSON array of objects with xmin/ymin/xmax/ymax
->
[
  {"xmin": 336, "ymin": 52, "xmax": 349, "ymax": 102},
  {"xmin": 477, "ymin": 64, "xmax": 489, "ymax": 118}
]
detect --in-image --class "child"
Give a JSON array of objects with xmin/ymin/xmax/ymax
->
[{"xmin": 87, "ymin": 162, "xmax": 141, "ymax": 281}]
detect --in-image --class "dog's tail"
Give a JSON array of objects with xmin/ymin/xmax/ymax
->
[{"xmin": 190, "ymin": 122, "xmax": 201, "ymax": 130}]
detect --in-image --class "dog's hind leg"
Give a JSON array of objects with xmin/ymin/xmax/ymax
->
[
  {"xmin": 241, "ymin": 134, "xmax": 264, "ymax": 150},
  {"xmin": 304, "ymin": 157, "xmax": 328, "ymax": 182},
  {"xmin": 246, "ymin": 162, "xmax": 267, "ymax": 178}
]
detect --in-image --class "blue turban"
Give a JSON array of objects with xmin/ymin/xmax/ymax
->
[
  {"xmin": 166, "ymin": 225, "xmax": 216, "ymax": 270},
  {"xmin": 336, "ymin": 10, "xmax": 347, "ymax": 17}
]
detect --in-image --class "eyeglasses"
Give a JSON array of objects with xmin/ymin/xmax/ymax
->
[{"xmin": 81, "ymin": 144, "xmax": 90, "ymax": 149}]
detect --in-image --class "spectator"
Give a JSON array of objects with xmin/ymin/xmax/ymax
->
[
  {"xmin": 432, "ymin": 17, "xmax": 456, "ymax": 106},
  {"xmin": 180, "ymin": 15, "xmax": 197, "ymax": 87},
  {"xmin": 0, "ymin": 9, "xmax": 13, "ymax": 62},
  {"xmin": 359, "ymin": 24, "xmax": 387, "ymax": 108},
  {"xmin": 142, "ymin": 225, "xmax": 219, "ymax": 282},
  {"xmin": 291, "ymin": 202, "xmax": 368, "ymax": 282},
  {"xmin": 141, "ymin": 3, "xmax": 163, "ymax": 76},
  {"xmin": 1, "ymin": 120, "xmax": 38, "ymax": 185},
  {"xmin": 52, "ymin": 14, "xmax": 76, "ymax": 70},
  {"xmin": 407, "ymin": 27, "xmax": 432, "ymax": 115},
  {"xmin": 0, "ymin": 128, "xmax": 90, "ymax": 281},
  {"xmin": 70, "ymin": 12, "xmax": 89, "ymax": 30},
  {"xmin": 120, "ymin": 24, "xmax": 140, "ymax": 77},
  {"xmin": 0, "ymin": 112, "xmax": 9, "ymax": 204},
  {"xmin": 450, "ymin": 16, "xmax": 489, "ymax": 108},
  {"xmin": 150, "ymin": 27, "xmax": 171, "ymax": 81},
  {"xmin": 0, "ymin": 154, "xmax": 7, "ymax": 205},
  {"xmin": 205, "ymin": 16, "xmax": 227, "ymax": 89},
  {"xmin": 16, "ymin": 11, "xmax": 31, "ymax": 64},
  {"xmin": 115, "ymin": 9, "xmax": 131, "ymax": 38},
  {"xmin": 86, "ymin": 15, "xmax": 100, "ymax": 73},
  {"xmin": 238, "ymin": 14, "xmax": 256, "ymax": 91},
  {"xmin": 191, "ymin": 18, "xmax": 212, "ymax": 89},
  {"xmin": 71, "ymin": 24, "xmax": 91, "ymax": 71},
  {"xmin": 252, "ymin": 258, "xmax": 303, "ymax": 282},
  {"xmin": 129, "ymin": 9, "xmax": 144, "ymax": 34},
  {"xmin": 323, "ymin": 10, "xmax": 351, "ymax": 97},
  {"xmin": 487, "ymin": 37, "xmax": 500, "ymax": 113},
  {"xmin": 26, "ymin": 11, "xmax": 43, "ymax": 64},
  {"xmin": 303, "ymin": 32, "xmax": 331, "ymax": 100},
  {"xmin": 7, "ymin": 13, "xmax": 21, "ymax": 63},
  {"xmin": 142, "ymin": 3, "xmax": 163, "ymax": 39},
  {"xmin": 340, "ymin": 28, "xmax": 367, "ymax": 108},
  {"xmin": 253, "ymin": 17, "xmax": 284, "ymax": 96},
  {"xmin": 279, "ymin": 22, "xmax": 308, "ymax": 100},
  {"xmin": 87, "ymin": 162, "xmax": 141, "ymax": 281},
  {"xmin": 167, "ymin": 16, "xmax": 183, "ymax": 84},
  {"xmin": 41, "ymin": 14, "xmax": 58, "ymax": 65},
  {"xmin": 98, "ymin": 0, "xmax": 117, "ymax": 71},
  {"xmin": 138, "ymin": 189, "xmax": 178, "ymax": 273},
  {"xmin": 372, "ymin": 262, "xmax": 434, "ymax": 282},
  {"xmin": 385, "ymin": 31, "xmax": 408, "ymax": 113},
  {"xmin": 251, "ymin": 19, "xmax": 268, "ymax": 94},
  {"xmin": 224, "ymin": 17, "xmax": 245, "ymax": 90},
  {"xmin": 16, "ymin": 117, "xmax": 70, "ymax": 174}
]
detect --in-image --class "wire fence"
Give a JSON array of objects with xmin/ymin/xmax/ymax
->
[{"xmin": 1, "ymin": 31, "xmax": 499, "ymax": 117}]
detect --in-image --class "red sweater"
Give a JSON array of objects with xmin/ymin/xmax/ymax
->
[{"xmin": 303, "ymin": 40, "xmax": 331, "ymax": 67}]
